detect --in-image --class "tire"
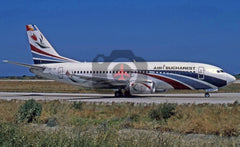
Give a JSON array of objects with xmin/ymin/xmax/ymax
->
[
  {"xmin": 124, "ymin": 91, "xmax": 131, "ymax": 97},
  {"xmin": 115, "ymin": 91, "xmax": 123, "ymax": 97},
  {"xmin": 205, "ymin": 92, "xmax": 210, "ymax": 98}
]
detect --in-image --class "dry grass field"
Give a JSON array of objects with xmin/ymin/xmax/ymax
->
[
  {"xmin": 0, "ymin": 80, "xmax": 239, "ymax": 146},
  {"xmin": 0, "ymin": 100, "xmax": 239, "ymax": 146},
  {"xmin": 0, "ymin": 80, "xmax": 112, "ymax": 93},
  {"xmin": 0, "ymin": 80, "xmax": 239, "ymax": 93}
]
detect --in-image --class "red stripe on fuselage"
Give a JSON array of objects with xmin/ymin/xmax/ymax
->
[
  {"xmin": 146, "ymin": 73, "xmax": 191, "ymax": 89},
  {"xmin": 141, "ymin": 82, "xmax": 151, "ymax": 90},
  {"xmin": 30, "ymin": 44, "xmax": 69, "ymax": 61}
]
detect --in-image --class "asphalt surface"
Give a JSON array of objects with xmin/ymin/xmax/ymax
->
[
  {"xmin": 0, "ymin": 92, "xmax": 239, "ymax": 104},
  {"xmin": 234, "ymin": 80, "xmax": 240, "ymax": 83}
]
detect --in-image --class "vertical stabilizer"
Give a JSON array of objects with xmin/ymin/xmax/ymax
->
[{"xmin": 26, "ymin": 24, "xmax": 78, "ymax": 64}]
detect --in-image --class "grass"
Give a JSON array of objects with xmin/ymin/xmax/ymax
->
[
  {"xmin": 0, "ymin": 80, "xmax": 240, "ymax": 93},
  {"xmin": 0, "ymin": 100, "xmax": 239, "ymax": 146},
  {"xmin": 0, "ymin": 81, "xmax": 112, "ymax": 93},
  {"xmin": 0, "ymin": 81, "xmax": 239, "ymax": 146}
]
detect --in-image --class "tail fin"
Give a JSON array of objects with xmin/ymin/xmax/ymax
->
[{"xmin": 26, "ymin": 24, "xmax": 78, "ymax": 64}]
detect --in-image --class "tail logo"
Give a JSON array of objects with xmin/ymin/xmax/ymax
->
[
  {"xmin": 31, "ymin": 34, "xmax": 37, "ymax": 41},
  {"xmin": 31, "ymin": 33, "xmax": 49, "ymax": 49}
]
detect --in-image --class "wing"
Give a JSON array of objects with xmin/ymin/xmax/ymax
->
[{"xmin": 66, "ymin": 72, "xmax": 128, "ymax": 88}]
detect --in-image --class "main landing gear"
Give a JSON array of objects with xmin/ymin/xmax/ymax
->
[
  {"xmin": 114, "ymin": 89, "xmax": 131, "ymax": 97},
  {"xmin": 123, "ymin": 90, "xmax": 131, "ymax": 97},
  {"xmin": 114, "ymin": 90, "xmax": 123, "ymax": 97}
]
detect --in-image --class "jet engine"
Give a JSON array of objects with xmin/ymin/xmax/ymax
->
[{"xmin": 129, "ymin": 81, "xmax": 155, "ymax": 94}]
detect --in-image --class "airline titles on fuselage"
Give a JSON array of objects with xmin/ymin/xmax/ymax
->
[{"xmin": 154, "ymin": 65, "xmax": 196, "ymax": 71}]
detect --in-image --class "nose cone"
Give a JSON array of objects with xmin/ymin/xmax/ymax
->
[{"xmin": 226, "ymin": 73, "xmax": 236, "ymax": 84}]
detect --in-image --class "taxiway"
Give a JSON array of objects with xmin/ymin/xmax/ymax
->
[{"xmin": 0, "ymin": 92, "xmax": 239, "ymax": 104}]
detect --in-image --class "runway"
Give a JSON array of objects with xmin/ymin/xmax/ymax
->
[{"xmin": 0, "ymin": 92, "xmax": 239, "ymax": 104}]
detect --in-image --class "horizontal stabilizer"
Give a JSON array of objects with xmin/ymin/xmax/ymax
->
[{"xmin": 3, "ymin": 60, "xmax": 45, "ymax": 70}]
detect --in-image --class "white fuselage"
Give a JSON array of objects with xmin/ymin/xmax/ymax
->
[{"xmin": 31, "ymin": 61, "xmax": 236, "ymax": 93}]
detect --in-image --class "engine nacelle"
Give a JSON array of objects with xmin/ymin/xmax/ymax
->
[{"xmin": 129, "ymin": 81, "xmax": 155, "ymax": 94}]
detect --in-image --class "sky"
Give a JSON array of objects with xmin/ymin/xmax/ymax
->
[{"xmin": 0, "ymin": 0, "xmax": 240, "ymax": 76}]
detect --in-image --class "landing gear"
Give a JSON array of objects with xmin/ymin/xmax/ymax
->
[
  {"xmin": 114, "ymin": 89, "xmax": 132, "ymax": 97},
  {"xmin": 205, "ymin": 92, "xmax": 210, "ymax": 98},
  {"xmin": 204, "ymin": 88, "xmax": 218, "ymax": 98},
  {"xmin": 123, "ymin": 90, "xmax": 131, "ymax": 97},
  {"xmin": 114, "ymin": 90, "xmax": 123, "ymax": 97}
]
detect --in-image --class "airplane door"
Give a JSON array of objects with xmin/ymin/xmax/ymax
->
[
  {"xmin": 198, "ymin": 67, "xmax": 205, "ymax": 80},
  {"xmin": 58, "ymin": 67, "xmax": 63, "ymax": 79}
]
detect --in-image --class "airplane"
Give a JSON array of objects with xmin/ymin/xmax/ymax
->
[{"xmin": 3, "ymin": 24, "xmax": 236, "ymax": 97}]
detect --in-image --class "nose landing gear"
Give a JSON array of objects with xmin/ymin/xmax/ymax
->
[
  {"xmin": 204, "ymin": 88, "xmax": 218, "ymax": 98},
  {"xmin": 205, "ymin": 92, "xmax": 210, "ymax": 98}
]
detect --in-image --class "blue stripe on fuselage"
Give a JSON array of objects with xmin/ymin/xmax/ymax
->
[
  {"xmin": 152, "ymin": 70, "xmax": 226, "ymax": 88},
  {"xmin": 161, "ymin": 74, "xmax": 212, "ymax": 89},
  {"xmin": 33, "ymin": 59, "xmax": 62, "ymax": 64},
  {"xmin": 32, "ymin": 52, "xmax": 65, "ymax": 62}
]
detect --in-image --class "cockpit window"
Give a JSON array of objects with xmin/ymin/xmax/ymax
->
[{"xmin": 217, "ymin": 70, "xmax": 224, "ymax": 73}]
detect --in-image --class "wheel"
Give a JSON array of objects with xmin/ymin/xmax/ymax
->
[
  {"xmin": 123, "ymin": 91, "xmax": 131, "ymax": 97},
  {"xmin": 114, "ymin": 91, "xmax": 120, "ymax": 97},
  {"xmin": 205, "ymin": 92, "xmax": 210, "ymax": 98},
  {"xmin": 114, "ymin": 91, "xmax": 123, "ymax": 97}
]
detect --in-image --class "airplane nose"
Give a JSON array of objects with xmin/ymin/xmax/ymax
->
[{"xmin": 226, "ymin": 73, "xmax": 236, "ymax": 84}]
